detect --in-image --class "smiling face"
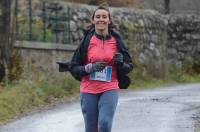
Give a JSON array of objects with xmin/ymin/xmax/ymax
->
[{"xmin": 92, "ymin": 9, "xmax": 111, "ymax": 35}]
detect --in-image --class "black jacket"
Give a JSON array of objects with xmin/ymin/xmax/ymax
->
[{"xmin": 69, "ymin": 28, "xmax": 133, "ymax": 89}]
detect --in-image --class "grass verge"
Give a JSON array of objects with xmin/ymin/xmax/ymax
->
[
  {"xmin": 0, "ymin": 71, "xmax": 199, "ymax": 125},
  {"xmin": 0, "ymin": 75, "xmax": 79, "ymax": 124},
  {"xmin": 130, "ymin": 73, "xmax": 200, "ymax": 90}
]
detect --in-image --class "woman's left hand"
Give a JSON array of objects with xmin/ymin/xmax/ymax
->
[{"xmin": 113, "ymin": 52, "xmax": 124, "ymax": 68}]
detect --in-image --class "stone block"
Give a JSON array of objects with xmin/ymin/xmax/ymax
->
[
  {"xmin": 151, "ymin": 35, "xmax": 158, "ymax": 42},
  {"xmin": 138, "ymin": 53, "xmax": 146, "ymax": 64},
  {"xmin": 149, "ymin": 42, "xmax": 155, "ymax": 51},
  {"xmin": 70, "ymin": 20, "xmax": 77, "ymax": 32},
  {"xmin": 138, "ymin": 19, "xmax": 144, "ymax": 27},
  {"xmin": 172, "ymin": 33, "xmax": 176, "ymax": 38},
  {"xmin": 185, "ymin": 34, "xmax": 191, "ymax": 40},
  {"xmin": 168, "ymin": 48, "xmax": 177, "ymax": 55},
  {"xmin": 178, "ymin": 45, "xmax": 193, "ymax": 52},
  {"xmin": 155, "ymin": 48, "xmax": 161, "ymax": 57},
  {"xmin": 197, "ymin": 42, "xmax": 200, "ymax": 51},
  {"xmin": 191, "ymin": 34, "xmax": 200, "ymax": 40},
  {"xmin": 178, "ymin": 52, "xmax": 185, "ymax": 60}
]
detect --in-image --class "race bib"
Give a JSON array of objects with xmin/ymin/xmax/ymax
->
[{"xmin": 89, "ymin": 66, "xmax": 112, "ymax": 82}]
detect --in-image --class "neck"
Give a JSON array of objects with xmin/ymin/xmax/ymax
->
[{"xmin": 95, "ymin": 29, "xmax": 109, "ymax": 37}]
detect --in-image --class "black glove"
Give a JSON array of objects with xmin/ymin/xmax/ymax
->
[
  {"xmin": 113, "ymin": 52, "xmax": 124, "ymax": 68},
  {"xmin": 85, "ymin": 62, "xmax": 106, "ymax": 73}
]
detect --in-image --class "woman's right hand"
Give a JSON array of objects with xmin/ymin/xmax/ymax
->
[{"xmin": 85, "ymin": 62, "xmax": 106, "ymax": 73}]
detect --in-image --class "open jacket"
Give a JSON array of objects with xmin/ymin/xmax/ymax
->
[{"xmin": 69, "ymin": 28, "xmax": 133, "ymax": 89}]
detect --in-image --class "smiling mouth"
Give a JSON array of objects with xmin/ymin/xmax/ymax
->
[
  {"xmin": 97, "ymin": 22, "xmax": 106, "ymax": 24},
  {"xmin": 98, "ymin": 24, "xmax": 105, "ymax": 26}
]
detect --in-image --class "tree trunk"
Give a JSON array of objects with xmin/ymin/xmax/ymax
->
[{"xmin": 0, "ymin": 0, "xmax": 16, "ymax": 83}]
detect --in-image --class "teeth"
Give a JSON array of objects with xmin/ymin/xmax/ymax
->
[{"xmin": 97, "ymin": 22, "xmax": 105, "ymax": 24}]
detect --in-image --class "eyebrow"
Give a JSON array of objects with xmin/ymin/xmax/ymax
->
[{"xmin": 95, "ymin": 14, "xmax": 108, "ymax": 16}]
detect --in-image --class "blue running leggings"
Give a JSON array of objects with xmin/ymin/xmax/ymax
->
[{"xmin": 80, "ymin": 90, "xmax": 118, "ymax": 132}]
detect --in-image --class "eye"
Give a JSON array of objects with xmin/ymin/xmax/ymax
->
[
  {"xmin": 103, "ymin": 15, "xmax": 107, "ymax": 19},
  {"xmin": 95, "ymin": 15, "xmax": 100, "ymax": 18}
]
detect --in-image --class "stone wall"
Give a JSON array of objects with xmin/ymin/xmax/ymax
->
[
  {"xmin": 134, "ymin": 0, "xmax": 200, "ymax": 15},
  {"xmin": 112, "ymin": 8, "xmax": 168, "ymax": 77},
  {"xmin": 167, "ymin": 15, "xmax": 200, "ymax": 69},
  {"xmin": 63, "ymin": 3, "xmax": 168, "ymax": 78},
  {"xmin": 14, "ymin": 41, "xmax": 77, "ymax": 82},
  {"xmin": 15, "ymin": 2, "xmax": 200, "ymax": 81}
]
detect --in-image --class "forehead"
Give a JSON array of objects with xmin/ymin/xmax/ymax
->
[{"xmin": 94, "ymin": 9, "xmax": 109, "ymax": 16}]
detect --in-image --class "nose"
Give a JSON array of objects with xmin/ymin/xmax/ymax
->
[{"xmin": 98, "ymin": 17, "xmax": 104, "ymax": 21}]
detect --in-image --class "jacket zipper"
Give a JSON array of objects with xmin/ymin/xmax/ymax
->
[{"xmin": 102, "ymin": 37, "xmax": 105, "ymax": 49}]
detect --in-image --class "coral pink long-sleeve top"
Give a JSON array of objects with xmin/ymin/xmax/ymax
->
[{"xmin": 80, "ymin": 33, "xmax": 119, "ymax": 94}]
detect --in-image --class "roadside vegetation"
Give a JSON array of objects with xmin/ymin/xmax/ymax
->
[
  {"xmin": 0, "ymin": 67, "xmax": 199, "ymax": 124},
  {"xmin": 0, "ymin": 75, "xmax": 79, "ymax": 124},
  {"xmin": 1, "ymin": 41, "xmax": 200, "ymax": 124}
]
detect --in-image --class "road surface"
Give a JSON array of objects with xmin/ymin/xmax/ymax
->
[{"xmin": 0, "ymin": 84, "xmax": 200, "ymax": 132}]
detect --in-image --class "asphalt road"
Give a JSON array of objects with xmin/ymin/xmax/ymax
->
[{"xmin": 0, "ymin": 84, "xmax": 200, "ymax": 132}]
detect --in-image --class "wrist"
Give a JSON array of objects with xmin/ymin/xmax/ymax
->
[{"xmin": 84, "ymin": 63, "xmax": 93, "ymax": 73}]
